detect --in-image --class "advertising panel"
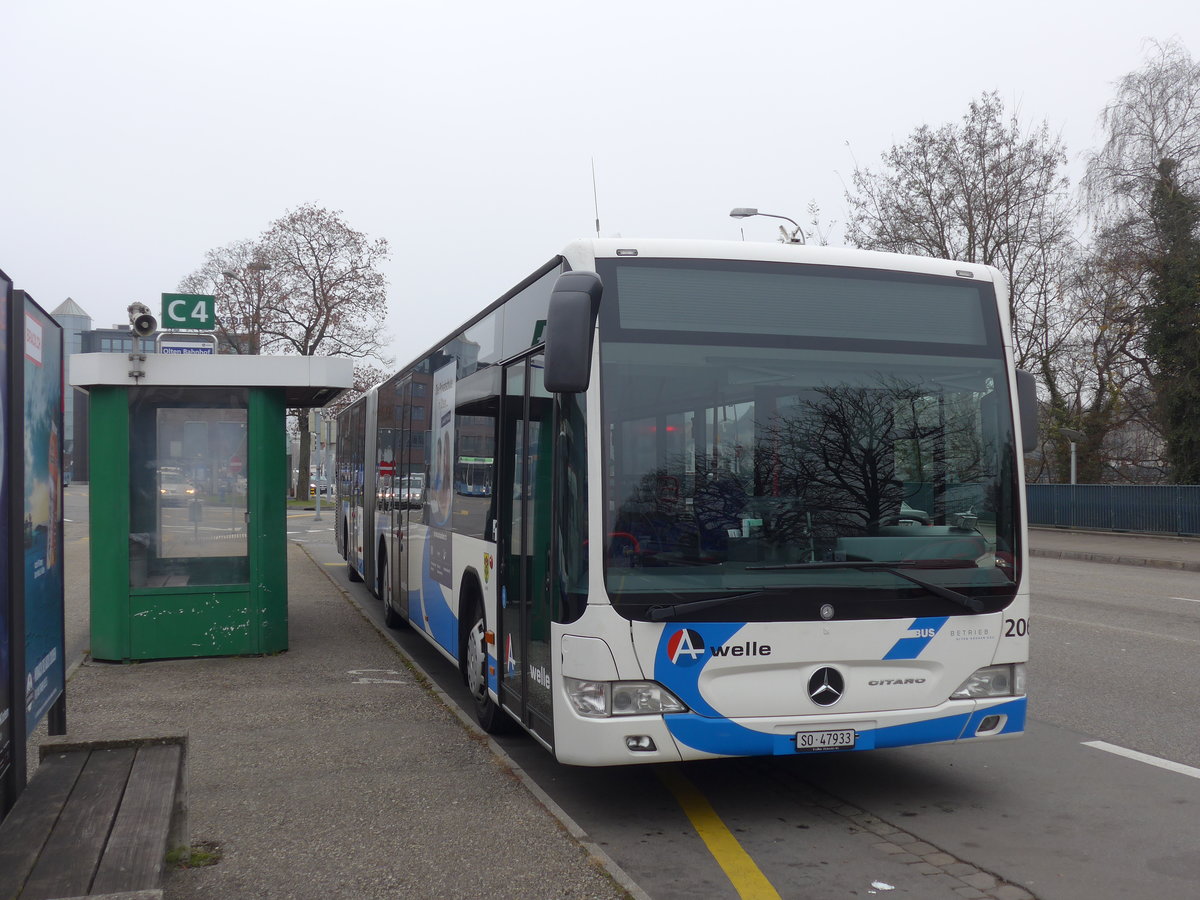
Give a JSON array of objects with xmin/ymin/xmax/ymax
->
[
  {"xmin": 429, "ymin": 360, "xmax": 457, "ymax": 588},
  {"xmin": 0, "ymin": 268, "xmax": 12, "ymax": 813},
  {"xmin": 19, "ymin": 294, "xmax": 64, "ymax": 736}
]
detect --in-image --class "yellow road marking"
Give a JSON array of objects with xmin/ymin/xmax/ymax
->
[{"xmin": 656, "ymin": 766, "xmax": 781, "ymax": 899}]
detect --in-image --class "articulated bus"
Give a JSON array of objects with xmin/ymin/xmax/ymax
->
[{"xmin": 336, "ymin": 239, "xmax": 1037, "ymax": 766}]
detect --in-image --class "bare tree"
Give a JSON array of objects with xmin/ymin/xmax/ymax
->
[
  {"xmin": 1081, "ymin": 40, "xmax": 1200, "ymax": 483},
  {"xmin": 1084, "ymin": 39, "xmax": 1200, "ymax": 223},
  {"xmin": 260, "ymin": 204, "xmax": 391, "ymax": 360},
  {"xmin": 180, "ymin": 204, "xmax": 393, "ymax": 499},
  {"xmin": 845, "ymin": 92, "xmax": 1077, "ymax": 370},
  {"xmin": 1031, "ymin": 243, "xmax": 1159, "ymax": 483},
  {"xmin": 327, "ymin": 363, "xmax": 390, "ymax": 417},
  {"xmin": 178, "ymin": 240, "xmax": 288, "ymax": 355},
  {"xmin": 257, "ymin": 204, "xmax": 392, "ymax": 499},
  {"xmin": 839, "ymin": 93, "xmax": 1175, "ymax": 482}
]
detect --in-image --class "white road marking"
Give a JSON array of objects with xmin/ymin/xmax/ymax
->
[
  {"xmin": 1083, "ymin": 741, "xmax": 1200, "ymax": 780},
  {"xmin": 1036, "ymin": 613, "xmax": 1200, "ymax": 646},
  {"xmin": 348, "ymin": 668, "xmax": 405, "ymax": 684},
  {"xmin": 1168, "ymin": 596, "xmax": 1199, "ymax": 603}
]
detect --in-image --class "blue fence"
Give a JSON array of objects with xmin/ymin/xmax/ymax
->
[{"xmin": 1026, "ymin": 484, "xmax": 1200, "ymax": 535}]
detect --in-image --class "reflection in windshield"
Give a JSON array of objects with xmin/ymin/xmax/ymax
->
[
  {"xmin": 601, "ymin": 345, "xmax": 1017, "ymax": 615},
  {"xmin": 755, "ymin": 377, "xmax": 988, "ymax": 543}
]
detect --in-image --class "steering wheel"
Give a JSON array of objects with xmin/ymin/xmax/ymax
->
[
  {"xmin": 880, "ymin": 513, "xmax": 932, "ymax": 526},
  {"xmin": 607, "ymin": 531, "xmax": 641, "ymax": 553}
]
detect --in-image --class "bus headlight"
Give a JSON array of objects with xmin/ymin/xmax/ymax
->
[
  {"xmin": 951, "ymin": 663, "xmax": 1026, "ymax": 700},
  {"xmin": 564, "ymin": 677, "xmax": 688, "ymax": 718}
]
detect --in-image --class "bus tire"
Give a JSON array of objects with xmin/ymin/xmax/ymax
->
[
  {"xmin": 463, "ymin": 600, "xmax": 512, "ymax": 734},
  {"xmin": 379, "ymin": 549, "xmax": 406, "ymax": 629},
  {"xmin": 345, "ymin": 524, "xmax": 363, "ymax": 582}
]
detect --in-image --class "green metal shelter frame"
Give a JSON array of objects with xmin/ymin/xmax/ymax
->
[{"xmin": 71, "ymin": 353, "xmax": 351, "ymax": 661}]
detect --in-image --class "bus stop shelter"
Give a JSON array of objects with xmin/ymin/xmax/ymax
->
[{"xmin": 69, "ymin": 352, "xmax": 352, "ymax": 661}]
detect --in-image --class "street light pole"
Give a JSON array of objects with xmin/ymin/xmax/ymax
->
[
  {"xmin": 1060, "ymin": 428, "xmax": 1085, "ymax": 485},
  {"xmin": 245, "ymin": 261, "xmax": 270, "ymax": 355},
  {"xmin": 220, "ymin": 260, "xmax": 271, "ymax": 354},
  {"xmin": 729, "ymin": 208, "xmax": 806, "ymax": 244},
  {"xmin": 313, "ymin": 411, "xmax": 323, "ymax": 521}
]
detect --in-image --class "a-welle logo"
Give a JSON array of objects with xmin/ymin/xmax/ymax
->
[{"xmin": 666, "ymin": 629, "xmax": 772, "ymax": 665}]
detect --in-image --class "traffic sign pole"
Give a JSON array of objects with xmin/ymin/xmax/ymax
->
[{"xmin": 313, "ymin": 412, "xmax": 323, "ymax": 521}]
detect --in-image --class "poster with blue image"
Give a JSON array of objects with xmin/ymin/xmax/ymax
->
[
  {"xmin": 0, "ymin": 270, "xmax": 12, "ymax": 806},
  {"xmin": 20, "ymin": 294, "xmax": 64, "ymax": 736}
]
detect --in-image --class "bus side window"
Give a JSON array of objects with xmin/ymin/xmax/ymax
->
[{"xmin": 555, "ymin": 392, "xmax": 588, "ymax": 622}]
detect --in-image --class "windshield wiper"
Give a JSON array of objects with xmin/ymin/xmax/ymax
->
[
  {"xmin": 647, "ymin": 591, "xmax": 776, "ymax": 622},
  {"xmin": 645, "ymin": 561, "xmax": 990, "ymax": 621},
  {"xmin": 746, "ymin": 561, "xmax": 984, "ymax": 613}
]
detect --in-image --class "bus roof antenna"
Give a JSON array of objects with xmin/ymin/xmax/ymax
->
[{"xmin": 592, "ymin": 157, "xmax": 601, "ymax": 238}]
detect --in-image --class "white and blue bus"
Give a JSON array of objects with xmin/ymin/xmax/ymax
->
[{"xmin": 336, "ymin": 239, "xmax": 1036, "ymax": 766}]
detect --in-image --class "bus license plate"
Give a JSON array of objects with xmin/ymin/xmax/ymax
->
[{"xmin": 795, "ymin": 729, "xmax": 857, "ymax": 751}]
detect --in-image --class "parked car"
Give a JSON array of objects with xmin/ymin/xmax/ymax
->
[
  {"xmin": 378, "ymin": 480, "xmax": 398, "ymax": 510},
  {"xmin": 159, "ymin": 470, "xmax": 197, "ymax": 507},
  {"xmin": 399, "ymin": 474, "xmax": 426, "ymax": 508}
]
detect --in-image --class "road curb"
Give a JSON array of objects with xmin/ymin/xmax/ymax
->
[{"xmin": 1029, "ymin": 548, "xmax": 1200, "ymax": 572}]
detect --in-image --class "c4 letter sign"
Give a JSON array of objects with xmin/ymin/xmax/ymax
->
[{"xmin": 161, "ymin": 293, "xmax": 216, "ymax": 330}]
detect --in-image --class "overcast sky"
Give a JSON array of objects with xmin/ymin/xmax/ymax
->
[{"xmin": 2, "ymin": 0, "xmax": 1196, "ymax": 366}]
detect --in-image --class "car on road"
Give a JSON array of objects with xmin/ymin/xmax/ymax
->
[
  {"xmin": 399, "ymin": 474, "xmax": 426, "ymax": 508},
  {"xmin": 159, "ymin": 470, "xmax": 197, "ymax": 507}
]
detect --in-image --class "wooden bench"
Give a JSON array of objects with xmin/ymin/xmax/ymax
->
[{"xmin": 0, "ymin": 735, "xmax": 188, "ymax": 900}]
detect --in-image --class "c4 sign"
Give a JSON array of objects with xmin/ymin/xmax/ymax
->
[{"xmin": 161, "ymin": 293, "xmax": 216, "ymax": 330}]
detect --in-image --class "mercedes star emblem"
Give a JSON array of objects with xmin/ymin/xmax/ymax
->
[{"xmin": 808, "ymin": 667, "xmax": 845, "ymax": 707}]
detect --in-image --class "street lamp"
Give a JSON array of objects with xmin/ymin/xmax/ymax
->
[
  {"xmin": 1060, "ymin": 428, "xmax": 1085, "ymax": 485},
  {"xmin": 220, "ymin": 261, "xmax": 272, "ymax": 354},
  {"xmin": 729, "ymin": 207, "xmax": 806, "ymax": 244}
]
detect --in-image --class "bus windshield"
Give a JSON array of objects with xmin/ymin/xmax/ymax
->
[{"xmin": 597, "ymin": 258, "xmax": 1020, "ymax": 622}]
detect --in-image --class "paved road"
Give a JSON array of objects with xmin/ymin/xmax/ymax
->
[{"xmin": 1030, "ymin": 555, "xmax": 1200, "ymax": 768}]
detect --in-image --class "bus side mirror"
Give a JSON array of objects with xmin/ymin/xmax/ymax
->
[
  {"xmin": 544, "ymin": 271, "xmax": 603, "ymax": 393},
  {"xmin": 1015, "ymin": 369, "xmax": 1038, "ymax": 454}
]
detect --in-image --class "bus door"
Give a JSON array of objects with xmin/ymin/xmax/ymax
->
[
  {"xmin": 498, "ymin": 352, "xmax": 554, "ymax": 744},
  {"xmin": 394, "ymin": 376, "xmax": 413, "ymax": 622}
]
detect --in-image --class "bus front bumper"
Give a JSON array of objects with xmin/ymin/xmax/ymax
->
[{"xmin": 553, "ymin": 696, "xmax": 1026, "ymax": 766}]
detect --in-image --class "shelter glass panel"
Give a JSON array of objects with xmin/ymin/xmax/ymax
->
[{"xmin": 128, "ymin": 387, "xmax": 250, "ymax": 587}]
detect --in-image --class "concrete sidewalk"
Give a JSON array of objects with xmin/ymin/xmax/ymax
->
[
  {"xmin": 47, "ymin": 542, "xmax": 632, "ymax": 900},
  {"xmin": 1029, "ymin": 526, "xmax": 1200, "ymax": 572}
]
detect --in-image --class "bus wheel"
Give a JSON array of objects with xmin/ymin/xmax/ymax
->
[
  {"xmin": 465, "ymin": 604, "xmax": 511, "ymax": 734},
  {"xmin": 379, "ymin": 554, "xmax": 405, "ymax": 629},
  {"xmin": 345, "ymin": 524, "xmax": 363, "ymax": 582}
]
